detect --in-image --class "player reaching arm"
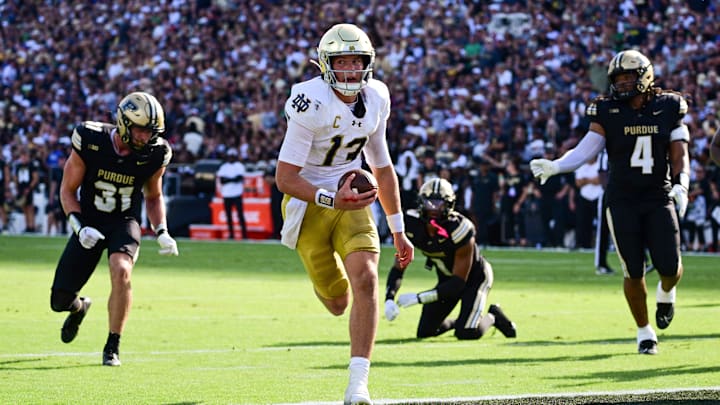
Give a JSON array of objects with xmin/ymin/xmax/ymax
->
[{"xmin": 530, "ymin": 50, "xmax": 688, "ymax": 355}]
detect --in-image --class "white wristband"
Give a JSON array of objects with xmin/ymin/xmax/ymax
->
[
  {"xmin": 153, "ymin": 223, "xmax": 168, "ymax": 235},
  {"xmin": 315, "ymin": 188, "xmax": 336, "ymax": 209},
  {"xmin": 386, "ymin": 213, "xmax": 404, "ymax": 233}
]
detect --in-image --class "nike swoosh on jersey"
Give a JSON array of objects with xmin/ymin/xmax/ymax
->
[
  {"xmin": 136, "ymin": 161, "xmax": 149, "ymax": 165},
  {"xmin": 652, "ymin": 110, "xmax": 663, "ymax": 115}
]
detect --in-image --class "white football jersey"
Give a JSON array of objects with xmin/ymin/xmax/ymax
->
[{"xmin": 279, "ymin": 76, "xmax": 392, "ymax": 191}]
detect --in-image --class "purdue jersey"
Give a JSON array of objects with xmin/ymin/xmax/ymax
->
[
  {"xmin": 586, "ymin": 90, "xmax": 689, "ymax": 203},
  {"xmin": 280, "ymin": 76, "xmax": 391, "ymax": 191},
  {"xmin": 404, "ymin": 209, "xmax": 483, "ymax": 279},
  {"xmin": 71, "ymin": 121, "xmax": 172, "ymax": 224}
]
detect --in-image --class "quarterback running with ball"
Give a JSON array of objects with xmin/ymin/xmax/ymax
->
[{"xmin": 275, "ymin": 23, "xmax": 413, "ymax": 404}]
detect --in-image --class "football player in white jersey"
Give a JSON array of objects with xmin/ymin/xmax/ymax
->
[{"xmin": 276, "ymin": 23, "xmax": 414, "ymax": 405}]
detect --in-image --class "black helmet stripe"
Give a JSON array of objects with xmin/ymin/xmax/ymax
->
[{"xmin": 141, "ymin": 92, "xmax": 157, "ymax": 128}]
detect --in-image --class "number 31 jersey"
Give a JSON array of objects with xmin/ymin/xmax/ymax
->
[{"xmin": 71, "ymin": 121, "xmax": 172, "ymax": 224}]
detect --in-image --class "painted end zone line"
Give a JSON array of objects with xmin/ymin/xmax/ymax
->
[{"xmin": 275, "ymin": 386, "xmax": 720, "ymax": 405}]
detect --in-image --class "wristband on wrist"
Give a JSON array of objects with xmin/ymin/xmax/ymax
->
[
  {"xmin": 386, "ymin": 213, "xmax": 404, "ymax": 233},
  {"xmin": 315, "ymin": 188, "xmax": 336, "ymax": 209},
  {"xmin": 417, "ymin": 289, "xmax": 438, "ymax": 304},
  {"xmin": 674, "ymin": 172, "xmax": 690, "ymax": 190},
  {"xmin": 153, "ymin": 223, "xmax": 168, "ymax": 236},
  {"xmin": 67, "ymin": 212, "xmax": 83, "ymax": 235}
]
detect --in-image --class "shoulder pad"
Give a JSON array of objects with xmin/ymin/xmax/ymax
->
[
  {"xmin": 71, "ymin": 121, "xmax": 109, "ymax": 152},
  {"xmin": 284, "ymin": 78, "xmax": 328, "ymax": 130},
  {"xmin": 151, "ymin": 137, "xmax": 173, "ymax": 166}
]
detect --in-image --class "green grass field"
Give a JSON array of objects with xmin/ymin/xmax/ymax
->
[{"xmin": 1, "ymin": 235, "xmax": 719, "ymax": 404}]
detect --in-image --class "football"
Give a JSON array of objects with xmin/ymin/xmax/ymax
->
[{"xmin": 338, "ymin": 169, "xmax": 378, "ymax": 193}]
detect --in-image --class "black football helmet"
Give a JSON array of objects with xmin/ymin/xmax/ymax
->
[
  {"xmin": 608, "ymin": 49, "xmax": 654, "ymax": 100},
  {"xmin": 116, "ymin": 92, "xmax": 165, "ymax": 153},
  {"xmin": 417, "ymin": 178, "xmax": 456, "ymax": 221}
]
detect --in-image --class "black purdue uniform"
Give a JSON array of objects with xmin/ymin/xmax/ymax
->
[
  {"xmin": 51, "ymin": 122, "xmax": 171, "ymax": 293},
  {"xmin": 587, "ymin": 90, "xmax": 687, "ymax": 278},
  {"xmin": 404, "ymin": 209, "xmax": 493, "ymax": 339}
]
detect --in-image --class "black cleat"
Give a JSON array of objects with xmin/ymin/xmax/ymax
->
[
  {"xmin": 638, "ymin": 339, "xmax": 658, "ymax": 355},
  {"xmin": 489, "ymin": 304, "xmax": 517, "ymax": 338},
  {"xmin": 656, "ymin": 302, "xmax": 675, "ymax": 329},
  {"xmin": 103, "ymin": 349, "xmax": 121, "ymax": 367},
  {"xmin": 61, "ymin": 297, "xmax": 92, "ymax": 343}
]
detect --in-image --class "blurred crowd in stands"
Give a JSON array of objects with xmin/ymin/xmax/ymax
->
[{"xmin": 1, "ymin": 0, "xmax": 719, "ymax": 251}]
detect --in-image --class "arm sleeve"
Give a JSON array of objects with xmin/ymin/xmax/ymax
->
[
  {"xmin": 385, "ymin": 266, "xmax": 404, "ymax": 301},
  {"xmin": 555, "ymin": 131, "xmax": 606, "ymax": 173}
]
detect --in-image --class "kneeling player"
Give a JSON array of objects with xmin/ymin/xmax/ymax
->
[{"xmin": 384, "ymin": 178, "xmax": 516, "ymax": 339}]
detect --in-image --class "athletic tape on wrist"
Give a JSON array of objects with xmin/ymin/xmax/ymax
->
[
  {"xmin": 67, "ymin": 212, "xmax": 83, "ymax": 235},
  {"xmin": 675, "ymin": 172, "xmax": 690, "ymax": 190},
  {"xmin": 153, "ymin": 223, "xmax": 168, "ymax": 236},
  {"xmin": 315, "ymin": 188, "xmax": 335, "ymax": 209},
  {"xmin": 386, "ymin": 213, "xmax": 404, "ymax": 233}
]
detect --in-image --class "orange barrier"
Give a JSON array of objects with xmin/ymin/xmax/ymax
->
[{"xmin": 190, "ymin": 172, "xmax": 274, "ymax": 240}]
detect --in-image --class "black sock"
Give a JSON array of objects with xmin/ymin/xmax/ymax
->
[{"xmin": 105, "ymin": 332, "xmax": 121, "ymax": 353}]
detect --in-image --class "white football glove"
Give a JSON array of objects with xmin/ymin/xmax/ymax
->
[
  {"xmin": 384, "ymin": 299, "xmax": 400, "ymax": 321},
  {"xmin": 157, "ymin": 232, "xmax": 179, "ymax": 256},
  {"xmin": 529, "ymin": 159, "xmax": 560, "ymax": 185},
  {"xmin": 669, "ymin": 184, "xmax": 689, "ymax": 219},
  {"xmin": 397, "ymin": 293, "xmax": 420, "ymax": 308},
  {"xmin": 78, "ymin": 226, "xmax": 105, "ymax": 249}
]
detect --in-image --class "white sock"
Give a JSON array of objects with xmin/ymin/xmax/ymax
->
[
  {"xmin": 347, "ymin": 357, "xmax": 370, "ymax": 399},
  {"xmin": 656, "ymin": 280, "xmax": 676, "ymax": 303},
  {"xmin": 637, "ymin": 324, "xmax": 657, "ymax": 344}
]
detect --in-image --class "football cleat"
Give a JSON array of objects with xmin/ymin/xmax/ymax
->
[
  {"xmin": 344, "ymin": 382, "xmax": 371, "ymax": 405},
  {"xmin": 595, "ymin": 266, "xmax": 615, "ymax": 276},
  {"xmin": 638, "ymin": 339, "xmax": 658, "ymax": 355},
  {"xmin": 489, "ymin": 304, "xmax": 517, "ymax": 338},
  {"xmin": 61, "ymin": 297, "xmax": 92, "ymax": 343},
  {"xmin": 102, "ymin": 349, "xmax": 121, "ymax": 367},
  {"xmin": 656, "ymin": 302, "xmax": 674, "ymax": 330}
]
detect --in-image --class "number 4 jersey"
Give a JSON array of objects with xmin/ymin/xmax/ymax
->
[
  {"xmin": 71, "ymin": 121, "xmax": 172, "ymax": 224},
  {"xmin": 586, "ymin": 90, "xmax": 689, "ymax": 203}
]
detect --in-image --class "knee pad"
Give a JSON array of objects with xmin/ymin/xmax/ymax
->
[
  {"xmin": 324, "ymin": 278, "xmax": 349, "ymax": 299},
  {"xmin": 50, "ymin": 289, "xmax": 78, "ymax": 312}
]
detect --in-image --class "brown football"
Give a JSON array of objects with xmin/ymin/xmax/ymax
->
[{"xmin": 338, "ymin": 169, "xmax": 378, "ymax": 193}]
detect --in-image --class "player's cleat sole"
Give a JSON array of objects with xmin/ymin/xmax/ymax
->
[
  {"xmin": 489, "ymin": 304, "xmax": 517, "ymax": 338},
  {"xmin": 595, "ymin": 266, "xmax": 615, "ymax": 275},
  {"xmin": 656, "ymin": 302, "xmax": 674, "ymax": 329},
  {"xmin": 61, "ymin": 297, "xmax": 92, "ymax": 343},
  {"xmin": 638, "ymin": 339, "xmax": 658, "ymax": 355},
  {"xmin": 102, "ymin": 350, "xmax": 121, "ymax": 366}
]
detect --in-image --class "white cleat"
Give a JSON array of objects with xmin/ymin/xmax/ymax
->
[{"xmin": 344, "ymin": 385, "xmax": 372, "ymax": 405}]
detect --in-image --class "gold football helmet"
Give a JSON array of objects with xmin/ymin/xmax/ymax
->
[
  {"xmin": 418, "ymin": 178, "xmax": 456, "ymax": 221},
  {"xmin": 607, "ymin": 50, "xmax": 654, "ymax": 100},
  {"xmin": 317, "ymin": 23, "xmax": 375, "ymax": 96},
  {"xmin": 116, "ymin": 91, "xmax": 165, "ymax": 151}
]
